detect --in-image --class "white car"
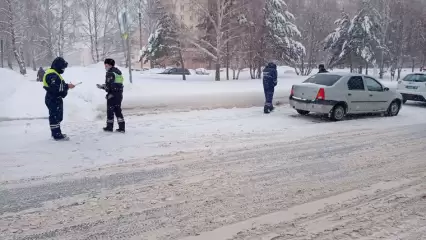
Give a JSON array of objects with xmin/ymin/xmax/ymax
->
[
  {"xmin": 289, "ymin": 73, "xmax": 403, "ymax": 121},
  {"xmin": 396, "ymin": 73, "xmax": 426, "ymax": 104}
]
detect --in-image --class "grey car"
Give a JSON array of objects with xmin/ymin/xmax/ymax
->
[{"xmin": 289, "ymin": 73, "xmax": 403, "ymax": 121}]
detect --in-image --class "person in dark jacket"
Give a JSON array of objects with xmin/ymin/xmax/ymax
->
[
  {"xmin": 43, "ymin": 57, "xmax": 75, "ymax": 141},
  {"xmin": 318, "ymin": 64, "xmax": 329, "ymax": 73},
  {"xmin": 262, "ymin": 62, "xmax": 278, "ymax": 114},
  {"xmin": 97, "ymin": 58, "xmax": 125, "ymax": 133},
  {"xmin": 37, "ymin": 67, "xmax": 45, "ymax": 82}
]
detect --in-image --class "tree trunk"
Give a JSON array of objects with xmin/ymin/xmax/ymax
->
[
  {"xmin": 365, "ymin": 63, "xmax": 368, "ymax": 75},
  {"xmin": 58, "ymin": 0, "xmax": 65, "ymax": 57},
  {"xmin": 6, "ymin": 0, "xmax": 26, "ymax": 75},
  {"xmin": 411, "ymin": 58, "xmax": 415, "ymax": 72},
  {"xmin": 45, "ymin": 0, "xmax": 54, "ymax": 60},
  {"xmin": 226, "ymin": 42, "xmax": 229, "ymax": 80},
  {"xmin": 0, "ymin": 39, "xmax": 3, "ymax": 68},
  {"xmin": 7, "ymin": 40, "xmax": 13, "ymax": 69},
  {"xmin": 236, "ymin": 69, "xmax": 241, "ymax": 80},
  {"xmin": 215, "ymin": 62, "xmax": 220, "ymax": 81},
  {"xmin": 249, "ymin": 64, "xmax": 255, "ymax": 79},
  {"xmin": 178, "ymin": 43, "xmax": 186, "ymax": 81},
  {"xmin": 93, "ymin": 0, "xmax": 100, "ymax": 62},
  {"xmin": 32, "ymin": 56, "xmax": 36, "ymax": 71}
]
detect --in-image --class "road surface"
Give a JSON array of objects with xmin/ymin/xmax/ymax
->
[{"xmin": 1, "ymin": 106, "xmax": 426, "ymax": 240}]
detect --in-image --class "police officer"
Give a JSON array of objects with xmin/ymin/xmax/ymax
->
[
  {"xmin": 43, "ymin": 57, "xmax": 75, "ymax": 141},
  {"xmin": 262, "ymin": 62, "xmax": 278, "ymax": 114},
  {"xmin": 98, "ymin": 58, "xmax": 125, "ymax": 133}
]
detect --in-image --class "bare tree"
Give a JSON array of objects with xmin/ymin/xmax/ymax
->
[
  {"xmin": 79, "ymin": 0, "xmax": 116, "ymax": 63},
  {"xmin": 190, "ymin": 0, "xmax": 246, "ymax": 81},
  {"xmin": 0, "ymin": 0, "xmax": 27, "ymax": 74}
]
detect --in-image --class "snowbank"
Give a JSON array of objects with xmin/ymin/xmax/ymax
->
[
  {"xmin": 0, "ymin": 65, "xmax": 306, "ymax": 121},
  {"xmin": 0, "ymin": 65, "xmax": 413, "ymax": 122}
]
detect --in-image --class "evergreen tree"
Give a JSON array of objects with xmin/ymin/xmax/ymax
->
[
  {"xmin": 341, "ymin": 0, "xmax": 383, "ymax": 70},
  {"xmin": 323, "ymin": 11, "xmax": 351, "ymax": 67},
  {"xmin": 141, "ymin": 10, "xmax": 175, "ymax": 66},
  {"xmin": 264, "ymin": 0, "xmax": 305, "ymax": 68}
]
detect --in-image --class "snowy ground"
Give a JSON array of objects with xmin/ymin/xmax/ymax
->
[{"xmin": 1, "ymin": 65, "xmax": 426, "ymax": 239}]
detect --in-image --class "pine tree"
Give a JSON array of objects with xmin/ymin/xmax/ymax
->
[
  {"xmin": 341, "ymin": 0, "xmax": 383, "ymax": 72},
  {"xmin": 140, "ymin": 6, "xmax": 171, "ymax": 66},
  {"xmin": 141, "ymin": 11, "xmax": 187, "ymax": 79},
  {"xmin": 324, "ymin": 11, "xmax": 351, "ymax": 68},
  {"xmin": 264, "ymin": 0, "xmax": 305, "ymax": 69}
]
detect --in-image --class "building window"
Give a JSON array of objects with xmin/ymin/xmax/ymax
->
[
  {"xmin": 181, "ymin": 15, "xmax": 184, "ymax": 20},
  {"xmin": 181, "ymin": 4, "xmax": 184, "ymax": 10}
]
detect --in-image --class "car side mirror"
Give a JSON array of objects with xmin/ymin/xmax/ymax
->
[{"xmin": 384, "ymin": 87, "xmax": 389, "ymax": 91}]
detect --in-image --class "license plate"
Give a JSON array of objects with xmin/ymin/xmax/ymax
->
[{"xmin": 406, "ymin": 86, "xmax": 418, "ymax": 89}]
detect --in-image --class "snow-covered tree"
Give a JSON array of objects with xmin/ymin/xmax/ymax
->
[
  {"xmin": 141, "ymin": 8, "xmax": 188, "ymax": 80},
  {"xmin": 341, "ymin": 0, "xmax": 383, "ymax": 73},
  {"xmin": 1, "ymin": 0, "xmax": 27, "ymax": 74},
  {"xmin": 323, "ymin": 11, "xmax": 351, "ymax": 68},
  {"xmin": 190, "ymin": 0, "xmax": 247, "ymax": 81},
  {"xmin": 290, "ymin": 0, "xmax": 340, "ymax": 75},
  {"xmin": 78, "ymin": 0, "xmax": 117, "ymax": 63},
  {"xmin": 323, "ymin": 0, "xmax": 383, "ymax": 73},
  {"xmin": 264, "ymin": 0, "xmax": 305, "ymax": 73}
]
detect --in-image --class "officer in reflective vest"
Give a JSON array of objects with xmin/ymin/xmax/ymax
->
[
  {"xmin": 43, "ymin": 57, "xmax": 75, "ymax": 140},
  {"xmin": 98, "ymin": 58, "xmax": 125, "ymax": 133}
]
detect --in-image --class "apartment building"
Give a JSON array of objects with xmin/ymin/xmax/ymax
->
[{"xmin": 159, "ymin": 0, "xmax": 209, "ymax": 69}]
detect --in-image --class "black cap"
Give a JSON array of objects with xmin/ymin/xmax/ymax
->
[{"xmin": 104, "ymin": 58, "xmax": 115, "ymax": 66}]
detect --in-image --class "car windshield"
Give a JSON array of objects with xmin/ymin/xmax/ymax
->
[
  {"xmin": 303, "ymin": 74, "xmax": 342, "ymax": 86},
  {"xmin": 403, "ymin": 74, "xmax": 426, "ymax": 82}
]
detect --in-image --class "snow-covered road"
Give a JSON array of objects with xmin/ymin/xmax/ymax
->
[{"xmin": 1, "ymin": 103, "xmax": 426, "ymax": 239}]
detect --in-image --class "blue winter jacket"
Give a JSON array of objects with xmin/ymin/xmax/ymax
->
[{"xmin": 263, "ymin": 63, "xmax": 277, "ymax": 89}]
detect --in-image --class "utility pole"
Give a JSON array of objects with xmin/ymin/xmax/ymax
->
[
  {"xmin": 122, "ymin": 9, "xmax": 133, "ymax": 83},
  {"xmin": 0, "ymin": 39, "xmax": 4, "ymax": 68},
  {"xmin": 139, "ymin": 9, "xmax": 143, "ymax": 70}
]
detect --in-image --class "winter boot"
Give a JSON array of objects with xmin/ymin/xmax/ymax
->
[
  {"xmin": 54, "ymin": 134, "xmax": 69, "ymax": 141},
  {"xmin": 116, "ymin": 122, "xmax": 125, "ymax": 133},
  {"xmin": 103, "ymin": 122, "xmax": 113, "ymax": 132},
  {"xmin": 103, "ymin": 127, "xmax": 113, "ymax": 132},
  {"xmin": 264, "ymin": 105, "xmax": 271, "ymax": 114}
]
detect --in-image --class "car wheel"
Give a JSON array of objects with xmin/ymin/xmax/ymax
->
[
  {"xmin": 330, "ymin": 104, "xmax": 345, "ymax": 121},
  {"xmin": 387, "ymin": 100, "xmax": 400, "ymax": 116},
  {"xmin": 296, "ymin": 109, "xmax": 310, "ymax": 115}
]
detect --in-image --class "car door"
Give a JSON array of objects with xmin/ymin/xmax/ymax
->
[
  {"xmin": 346, "ymin": 76, "xmax": 371, "ymax": 113},
  {"xmin": 364, "ymin": 76, "xmax": 389, "ymax": 111}
]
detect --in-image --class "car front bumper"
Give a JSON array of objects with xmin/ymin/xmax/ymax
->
[
  {"xmin": 398, "ymin": 90, "xmax": 426, "ymax": 102},
  {"xmin": 289, "ymin": 96, "xmax": 335, "ymax": 114}
]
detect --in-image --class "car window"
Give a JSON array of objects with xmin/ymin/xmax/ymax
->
[
  {"xmin": 170, "ymin": 68, "xmax": 177, "ymax": 73},
  {"xmin": 347, "ymin": 76, "xmax": 365, "ymax": 91},
  {"xmin": 403, "ymin": 74, "xmax": 426, "ymax": 82},
  {"xmin": 184, "ymin": 69, "xmax": 190, "ymax": 74},
  {"xmin": 303, "ymin": 74, "xmax": 342, "ymax": 86},
  {"xmin": 364, "ymin": 77, "xmax": 383, "ymax": 91}
]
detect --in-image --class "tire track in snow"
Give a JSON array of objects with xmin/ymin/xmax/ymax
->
[{"xmin": 1, "ymin": 124, "xmax": 426, "ymax": 240}]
